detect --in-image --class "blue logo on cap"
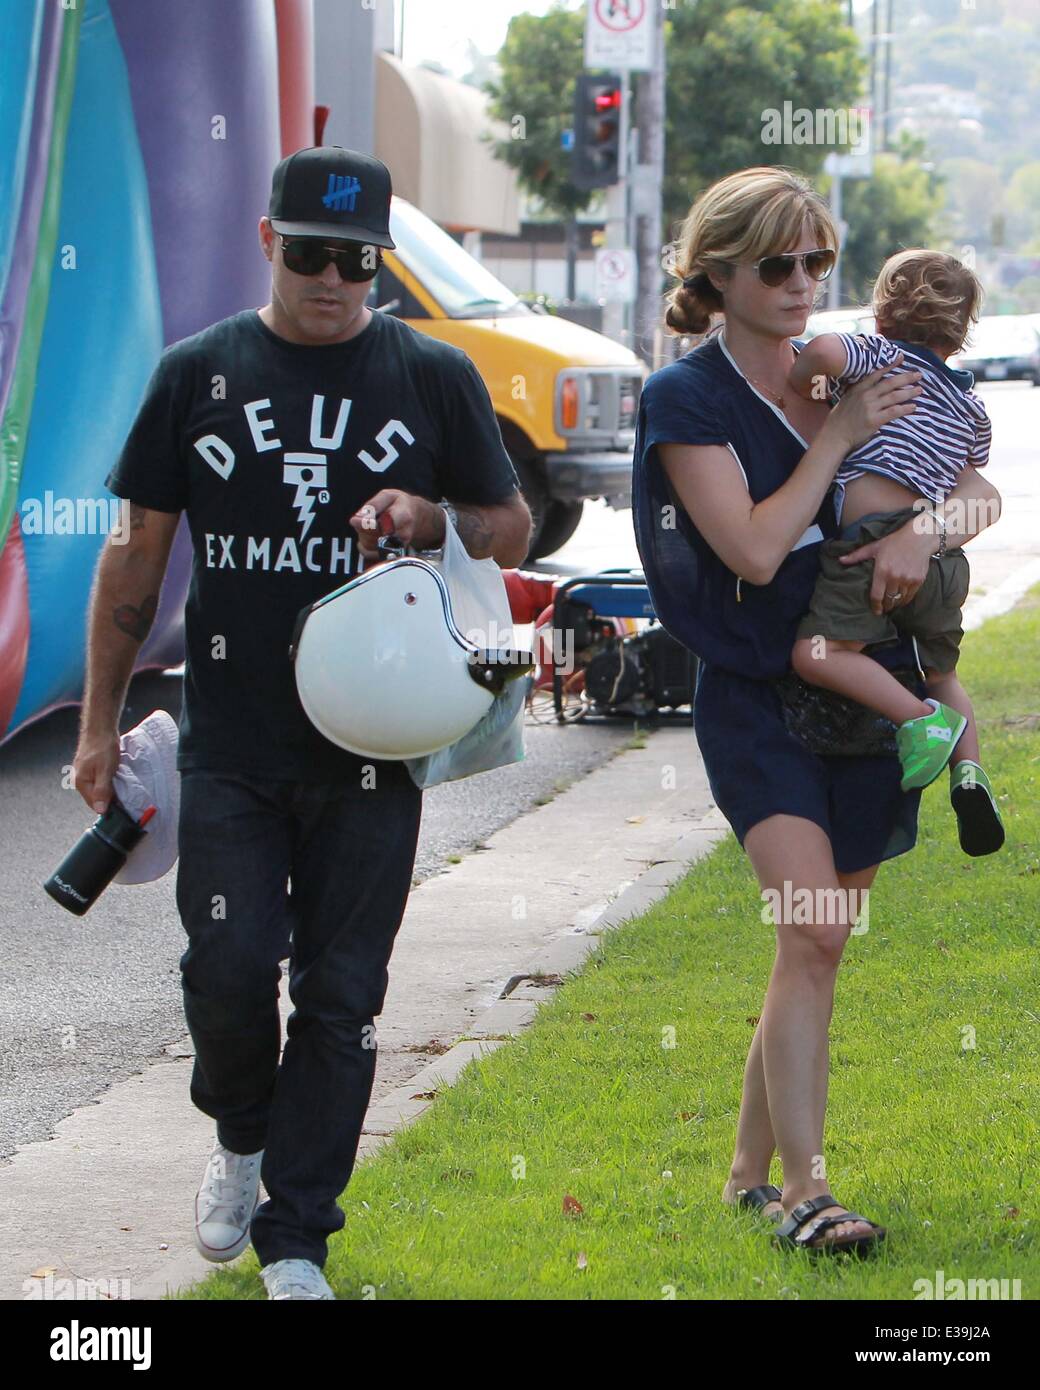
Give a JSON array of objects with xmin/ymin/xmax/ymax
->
[{"xmin": 322, "ymin": 173, "xmax": 360, "ymax": 212}]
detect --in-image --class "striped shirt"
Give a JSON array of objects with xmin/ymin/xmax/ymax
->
[{"xmin": 832, "ymin": 333, "xmax": 991, "ymax": 504}]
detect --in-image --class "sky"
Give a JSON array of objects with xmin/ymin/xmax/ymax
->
[{"xmin": 398, "ymin": 0, "xmax": 583, "ymax": 79}]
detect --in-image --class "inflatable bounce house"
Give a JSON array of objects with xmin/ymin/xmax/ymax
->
[{"xmin": 0, "ymin": 0, "xmax": 316, "ymax": 745}]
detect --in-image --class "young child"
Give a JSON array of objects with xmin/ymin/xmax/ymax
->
[{"xmin": 787, "ymin": 248, "xmax": 1004, "ymax": 856}]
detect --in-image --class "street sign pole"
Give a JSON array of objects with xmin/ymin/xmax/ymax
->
[
  {"xmin": 602, "ymin": 70, "xmax": 629, "ymax": 344},
  {"xmin": 584, "ymin": 0, "xmax": 653, "ymax": 346},
  {"xmin": 632, "ymin": 0, "xmax": 665, "ymax": 367},
  {"xmin": 823, "ymin": 107, "xmax": 873, "ymax": 310}
]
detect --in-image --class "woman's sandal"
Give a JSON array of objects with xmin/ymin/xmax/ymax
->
[
  {"xmin": 735, "ymin": 1184, "xmax": 784, "ymax": 1222},
  {"xmin": 772, "ymin": 1192, "xmax": 886, "ymax": 1256}
]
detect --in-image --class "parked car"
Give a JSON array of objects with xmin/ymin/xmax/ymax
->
[
  {"xmin": 365, "ymin": 196, "xmax": 647, "ymax": 561},
  {"xmin": 802, "ymin": 305, "xmax": 876, "ymax": 340},
  {"xmin": 949, "ymin": 314, "xmax": 1040, "ymax": 385}
]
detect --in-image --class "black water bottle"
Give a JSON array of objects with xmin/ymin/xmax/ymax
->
[{"xmin": 43, "ymin": 798, "xmax": 153, "ymax": 916}]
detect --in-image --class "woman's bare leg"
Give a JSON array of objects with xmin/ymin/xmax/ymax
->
[
  {"xmin": 722, "ymin": 841, "xmax": 877, "ymax": 1222},
  {"xmin": 722, "ymin": 828, "xmax": 878, "ymax": 1222},
  {"xmin": 722, "ymin": 814, "xmax": 879, "ymax": 1243},
  {"xmin": 722, "ymin": 1015, "xmax": 779, "ymax": 1212}
]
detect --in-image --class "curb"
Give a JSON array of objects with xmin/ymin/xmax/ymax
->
[
  {"xmin": 353, "ymin": 807, "xmax": 730, "ymax": 1150},
  {"xmin": 962, "ymin": 557, "xmax": 1040, "ymax": 631}
]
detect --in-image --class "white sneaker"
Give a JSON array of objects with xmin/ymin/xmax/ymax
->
[
  {"xmin": 193, "ymin": 1140, "xmax": 264, "ymax": 1263},
  {"xmin": 260, "ymin": 1258, "xmax": 335, "ymax": 1300}
]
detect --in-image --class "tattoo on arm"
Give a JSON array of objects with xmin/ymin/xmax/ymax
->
[
  {"xmin": 453, "ymin": 504, "xmax": 495, "ymax": 558},
  {"xmin": 113, "ymin": 593, "xmax": 158, "ymax": 642},
  {"xmin": 129, "ymin": 503, "xmax": 147, "ymax": 532}
]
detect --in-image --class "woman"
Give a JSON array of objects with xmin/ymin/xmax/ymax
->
[{"xmin": 631, "ymin": 167, "xmax": 1001, "ymax": 1253}]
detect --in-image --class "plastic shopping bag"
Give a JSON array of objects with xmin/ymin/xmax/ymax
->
[{"xmin": 404, "ymin": 513, "xmax": 530, "ymax": 790}]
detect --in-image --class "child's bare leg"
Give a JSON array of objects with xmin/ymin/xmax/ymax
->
[
  {"xmin": 791, "ymin": 636, "xmax": 930, "ymax": 725},
  {"xmin": 937, "ymin": 665, "xmax": 1004, "ymax": 855},
  {"xmin": 924, "ymin": 668, "xmax": 979, "ymax": 764}
]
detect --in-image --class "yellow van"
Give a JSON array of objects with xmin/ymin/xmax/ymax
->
[{"xmin": 366, "ymin": 196, "xmax": 647, "ymax": 561}]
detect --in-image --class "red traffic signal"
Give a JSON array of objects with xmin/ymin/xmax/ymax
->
[{"xmin": 572, "ymin": 73, "xmax": 622, "ymax": 191}]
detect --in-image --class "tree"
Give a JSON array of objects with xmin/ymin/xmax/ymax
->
[
  {"xmin": 935, "ymin": 158, "xmax": 1003, "ymax": 253},
  {"xmin": 889, "ymin": 2, "xmax": 1040, "ymax": 186},
  {"xmin": 483, "ymin": 0, "xmax": 866, "ymax": 225},
  {"xmin": 482, "ymin": 5, "xmax": 589, "ymax": 221},
  {"xmin": 662, "ymin": 0, "xmax": 864, "ymax": 231},
  {"xmin": 836, "ymin": 133, "xmax": 947, "ymax": 305},
  {"xmin": 1005, "ymin": 163, "xmax": 1040, "ymax": 251}
]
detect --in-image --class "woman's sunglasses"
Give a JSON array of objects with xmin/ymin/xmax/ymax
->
[
  {"xmin": 743, "ymin": 248, "xmax": 836, "ymax": 287},
  {"xmin": 278, "ymin": 234, "xmax": 381, "ymax": 282}
]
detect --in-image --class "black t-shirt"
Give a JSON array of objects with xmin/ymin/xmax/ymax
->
[{"xmin": 105, "ymin": 308, "xmax": 520, "ymax": 781}]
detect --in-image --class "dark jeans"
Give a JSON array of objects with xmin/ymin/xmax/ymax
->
[{"xmin": 175, "ymin": 763, "xmax": 423, "ymax": 1268}]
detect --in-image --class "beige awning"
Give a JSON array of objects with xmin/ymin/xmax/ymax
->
[{"xmin": 374, "ymin": 52, "xmax": 521, "ymax": 236}]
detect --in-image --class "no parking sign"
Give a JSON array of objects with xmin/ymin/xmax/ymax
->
[
  {"xmin": 595, "ymin": 247, "xmax": 636, "ymax": 303},
  {"xmin": 584, "ymin": 0, "xmax": 653, "ymax": 72}
]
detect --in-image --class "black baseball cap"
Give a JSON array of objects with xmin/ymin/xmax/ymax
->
[{"xmin": 268, "ymin": 146, "xmax": 396, "ymax": 249}]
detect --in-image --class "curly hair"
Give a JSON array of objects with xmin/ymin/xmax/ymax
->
[
  {"xmin": 872, "ymin": 250, "xmax": 983, "ymax": 356},
  {"xmin": 663, "ymin": 166, "xmax": 839, "ymax": 338}
]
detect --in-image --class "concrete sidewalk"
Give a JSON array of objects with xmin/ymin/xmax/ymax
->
[{"xmin": 1, "ymin": 723, "xmax": 728, "ymax": 1302}]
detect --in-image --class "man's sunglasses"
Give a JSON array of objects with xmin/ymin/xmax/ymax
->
[
  {"xmin": 739, "ymin": 248, "xmax": 836, "ymax": 288},
  {"xmin": 278, "ymin": 234, "xmax": 381, "ymax": 281}
]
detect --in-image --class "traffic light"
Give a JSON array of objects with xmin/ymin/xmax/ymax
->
[{"xmin": 572, "ymin": 73, "xmax": 622, "ymax": 190}]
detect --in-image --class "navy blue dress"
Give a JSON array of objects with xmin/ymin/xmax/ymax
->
[{"xmin": 631, "ymin": 331, "xmax": 923, "ymax": 874}]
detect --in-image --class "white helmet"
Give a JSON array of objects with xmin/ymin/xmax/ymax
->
[{"xmin": 289, "ymin": 541, "xmax": 533, "ymax": 760}]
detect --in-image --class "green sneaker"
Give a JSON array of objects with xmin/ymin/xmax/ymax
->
[
  {"xmin": 896, "ymin": 699, "xmax": 968, "ymax": 791},
  {"xmin": 950, "ymin": 760, "xmax": 1005, "ymax": 856}
]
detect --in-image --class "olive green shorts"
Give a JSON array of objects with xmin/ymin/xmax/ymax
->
[{"xmin": 795, "ymin": 506, "xmax": 969, "ymax": 675}]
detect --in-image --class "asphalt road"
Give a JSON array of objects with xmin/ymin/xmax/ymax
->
[{"xmin": 0, "ymin": 631, "xmax": 651, "ymax": 1162}]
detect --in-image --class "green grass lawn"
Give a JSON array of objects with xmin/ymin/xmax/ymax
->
[{"xmin": 182, "ymin": 590, "xmax": 1040, "ymax": 1300}]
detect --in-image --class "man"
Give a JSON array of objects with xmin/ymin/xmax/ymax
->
[{"xmin": 73, "ymin": 147, "xmax": 531, "ymax": 1300}]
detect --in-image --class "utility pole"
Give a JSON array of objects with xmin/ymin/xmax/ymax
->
[
  {"xmin": 632, "ymin": 1, "xmax": 666, "ymax": 369},
  {"xmin": 827, "ymin": 0, "xmax": 866, "ymax": 310},
  {"xmin": 870, "ymin": 0, "xmax": 879, "ymax": 117},
  {"xmin": 600, "ymin": 71, "xmax": 631, "ymax": 346},
  {"xmin": 881, "ymin": 0, "xmax": 895, "ymax": 152},
  {"xmin": 828, "ymin": 169, "xmax": 843, "ymax": 310},
  {"xmin": 581, "ymin": 1, "xmax": 655, "ymax": 353},
  {"xmin": 565, "ymin": 215, "xmax": 578, "ymax": 302}
]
